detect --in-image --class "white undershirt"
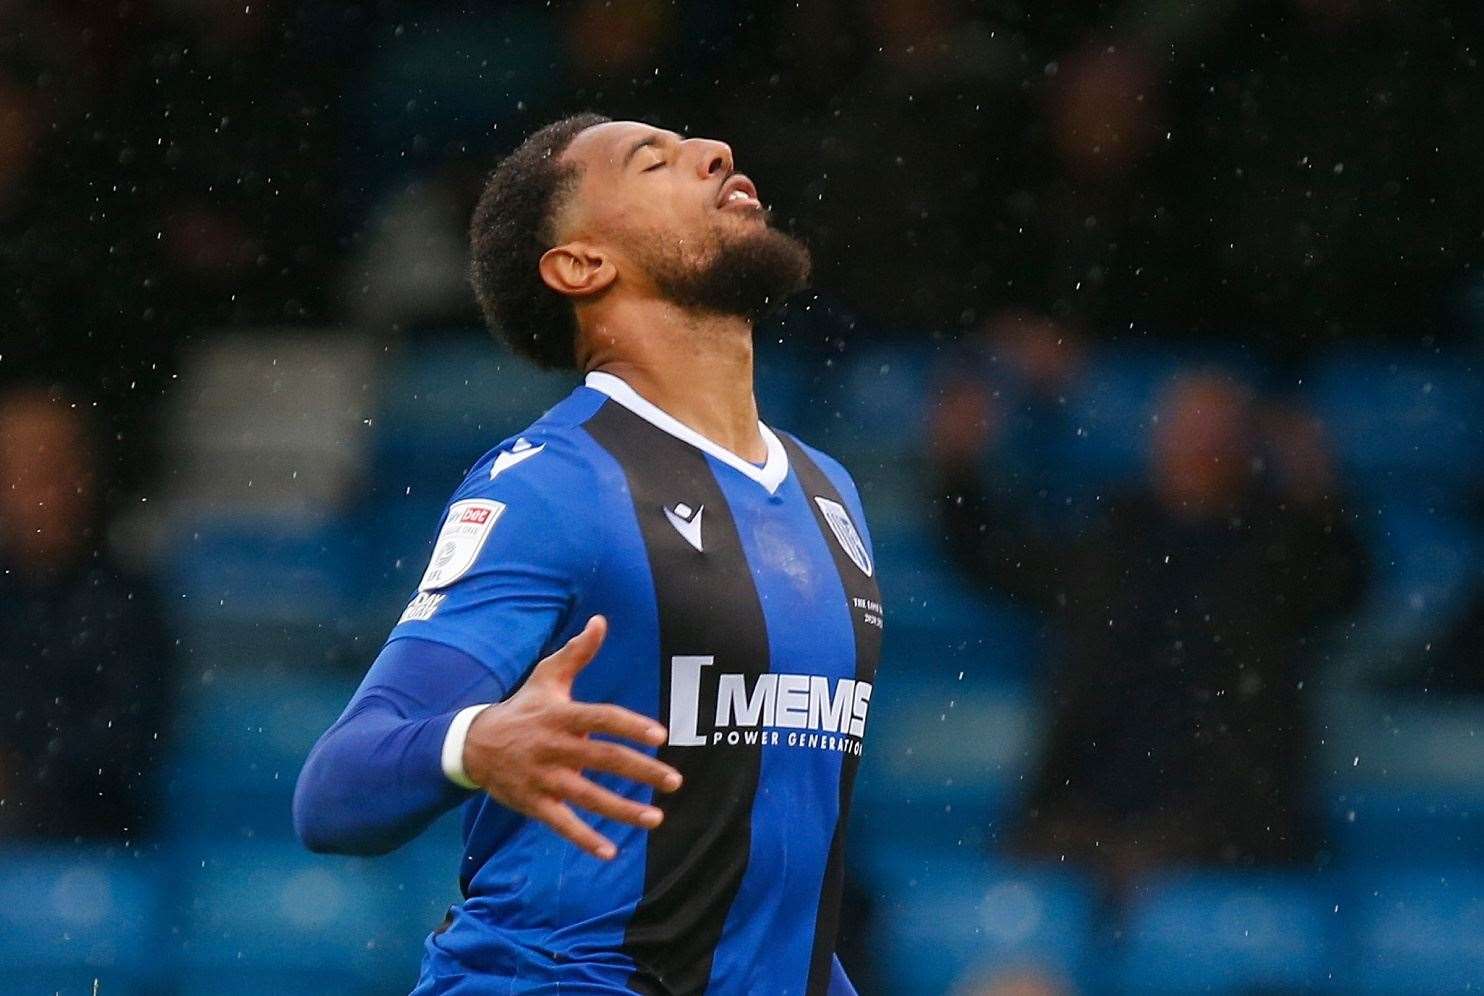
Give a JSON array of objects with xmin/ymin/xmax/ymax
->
[{"xmin": 441, "ymin": 704, "xmax": 489, "ymax": 789}]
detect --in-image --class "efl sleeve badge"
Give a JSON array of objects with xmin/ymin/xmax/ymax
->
[{"xmin": 418, "ymin": 498, "xmax": 507, "ymax": 591}]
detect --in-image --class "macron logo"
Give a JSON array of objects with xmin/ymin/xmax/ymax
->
[
  {"xmin": 664, "ymin": 502, "xmax": 704, "ymax": 552},
  {"xmin": 490, "ymin": 438, "xmax": 544, "ymax": 480}
]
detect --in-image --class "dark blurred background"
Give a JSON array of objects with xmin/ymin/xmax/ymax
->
[{"xmin": 1, "ymin": 1, "xmax": 1482, "ymax": 993}]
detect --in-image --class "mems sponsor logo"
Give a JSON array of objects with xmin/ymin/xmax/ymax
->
[{"xmin": 667, "ymin": 656, "xmax": 872, "ymax": 755}]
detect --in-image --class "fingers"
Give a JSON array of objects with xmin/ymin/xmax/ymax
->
[
  {"xmin": 573, "ymin": 739, "xmax": 682, "ymax": 793},
  {"xmin": 527, "ymin": 775, "xmax": 667, "ymax": 862},
  {"xmin": 532, "ymin": 615, "xmax": 609, "ymax": 688},
  {"xmin": 531, "ymin": 797, "xmax": 617, "ymax": 861},
  {"xmin": 557, "ymin": 772, "xmax": 664, "ymax": 830},
  {"xmin": 567, "ymin": 702, "xmax": 668, "ymax": 748}
]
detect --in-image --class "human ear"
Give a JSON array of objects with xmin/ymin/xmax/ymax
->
[{"xmin": 539, "ymin": 242, "xmax": 616, "ymax": 298}]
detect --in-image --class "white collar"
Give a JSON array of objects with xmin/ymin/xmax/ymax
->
[{"xmin": 584, "ymin": 370, "xmax": 789, "ymax": 494}]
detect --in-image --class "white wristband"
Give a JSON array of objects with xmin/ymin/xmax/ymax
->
[{"xmin": 441, "ymin": 704, "xmax": 493, "ymax": 790}]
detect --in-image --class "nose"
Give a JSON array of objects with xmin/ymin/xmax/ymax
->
[{"xmin": 686, "ymin": 137, "xmax": 733, "ymax": 179}]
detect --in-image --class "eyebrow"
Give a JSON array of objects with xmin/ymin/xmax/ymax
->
[{"xmin": 621, "ymin": 131, "xmax": 680, "ymax": 169}]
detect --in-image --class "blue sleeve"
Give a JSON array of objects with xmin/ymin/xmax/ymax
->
[
  {"xmin": 827, "ymin": 955, "xmax": 857, "ymax": 996},
  {"xmin": 294, "ymin": 437, "xmax": 599, "ymax": 856},
  {"xmin": 293, "ymin": 638, "xmax": 503, "ymax": 855},
  {"xmin": 384, "ymin": 437, "xmax": 600, "ymax": 691}
]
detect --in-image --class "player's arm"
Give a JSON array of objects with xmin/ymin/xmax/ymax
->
[
  {"xmin": 291, "ymin": 636, "xmax": 498, "ymax": 855},
  {"xmin": 293, "ymin": 445, "xmax": 679, "ymax": 859},
  {"xmin": 291, "ymin": 618, "xmax": 680, "ymax": 858}
]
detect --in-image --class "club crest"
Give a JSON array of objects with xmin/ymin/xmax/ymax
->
[{"xmin": 813, "ymin": 496, "xmax": 873, "ymax": 577}]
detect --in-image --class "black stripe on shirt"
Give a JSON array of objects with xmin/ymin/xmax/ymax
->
[
  {"xmin": 583, "ymin": 400, "xmax": 772, "ymax": 995},
  {"xmin": 778, "ymin": 434, "xmax": 883, "ymax": 996}
]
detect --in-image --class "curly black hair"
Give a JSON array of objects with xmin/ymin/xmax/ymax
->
[{"xmin": 469, "ymin": 112, "xmax": 611, "ymax": 369}]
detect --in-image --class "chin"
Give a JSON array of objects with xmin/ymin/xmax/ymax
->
[
  {"xmin": 711, "ymin": 198, "xmax": 771, "ymax": 227},
  {"xmin": 726, "ymin": 206, "xmax": 768, "ymax": 225},
  {"xmin": 720, "ymin": 211, "xmax": 790, "ymax": 251},
  {"xmin": 642, "ymin": 212, "xmax": 812, "ymax": 318}
]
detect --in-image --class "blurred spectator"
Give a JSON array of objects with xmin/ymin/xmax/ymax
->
[
  {"xmin": 0, "ymin": 386, "xmax": 172, "ymax": 841},
  {"xmin": 934, "ymin": 370, "xmax": 1369, "ymax": 892},
  {"xmin": 1050, "ymin": 41, "xmax": 1163, "ymax": 181},
  {"xmin": 0, "ymin": 71, "xmax": 39, "ymax": 215},
  {"xmin": 564, "ymin": 0, "xmax": 676, "ymax": 79},
  {"xmin": 933, "ymin": 310, "xmax": 1091, "ymax": 529}
]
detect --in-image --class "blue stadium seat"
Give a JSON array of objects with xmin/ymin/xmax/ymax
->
[
  {"xmin": 1349, "ymin": 869, "xmax": 1484, "ymax": 992},
  {"xmin": 1063, "ymin": 347, "xmax": 1183, "ymax": 484},
  {"xmin": 1117, "ymin": 871, "xmax": 1343, "ymax": 993},
  {"xmin": 799, "ymin": 342, "xmax": 933, "ymax": 460},
  {"xmin": 879, "ymin": 562, "xmax": 992, "ymax": 635},
  {"xmin": 872, "ymin": 528, "xmax": 1041, "ymax": 691},
  {"xmin": 867, "ymin": 516, "xmax": 940, "ymax": 576},
  {"xmin": 368, "ymin": 339, "xmax": 576, "ymax": 552},
  {"xmin": 1358, "ymin": 503, "xmax": 1483, "ymax": 628},
  {"xmin": 351, "ymin": 13, "xmax": 562, "ymax": 189},
  {"xmin": 0, "ymin": 848, "xmax": 162, "ymax": 996},
  {"xmin": 354, "ymin": 492, "xmax": 452, "ymax": 628},
  {"xmin": 174, "ymin": 977, "xmax": 381, "ymax": 996},
  {"xmin": 374, "ymin": 335, "xmax": 572, "ymax": 473},
  {"xmin": 753, "ymin": 341, "xmax": 814, "ymax": 432},
  {"xmin": 851, "ymin": 679, "xmax": 1038, "ymax": 881},
  {"xmin": 166, "ymin": 669, "xmax": 356, "ymax": 843},
  {"xmin": 875, "ymin": 858, "xmax": 1095, "ymax": 994},
  {"xmin": 1308, "ymin": 350, "xmax": 1483, "ymax": 488},
  {"xmin": 173, "ymin": 843, "xmax": 410, "ymax": 993},
  {"xmin": 882, "ymin": 587, "xmax": 1037, "ymax": 680},
  {"xmin": 877, "ymin": 533, "xmax": 1015, "ymax": 630},
  {"xmin": 167, "ymin": 519, "xmax": 366, "ymax": 639},
  {"xmin": 387, "ymin": 811, "xmax": 468, "ymax": 940},
  {"xmin": 1328, "ymin": 787, "xmax": 1484, "ymax": 869}
]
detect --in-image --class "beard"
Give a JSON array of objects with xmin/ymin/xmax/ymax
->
[{"xmin": 639, "ymin": 214, "xmax": 812, "ymax": 322}]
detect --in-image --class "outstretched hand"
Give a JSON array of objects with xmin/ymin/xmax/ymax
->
[{"xmin": 461, "ymin": 615, "xmax": 682, "ymax": 860}]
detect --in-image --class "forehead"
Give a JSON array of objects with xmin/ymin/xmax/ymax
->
[{"xmin": 563, "ymin": 120, "xmax": 680, "ymax": 172}]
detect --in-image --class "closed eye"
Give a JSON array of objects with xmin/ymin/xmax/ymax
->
[{"xmin": 643, "ymin": 160, "xmax": 665, "ymax": 172}]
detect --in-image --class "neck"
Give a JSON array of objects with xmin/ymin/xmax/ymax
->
[{"xmin": 578, "ymin": 297, "xmax": 765, "ymax": 462}]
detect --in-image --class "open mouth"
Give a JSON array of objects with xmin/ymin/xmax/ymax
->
[{"xmin": 716, "ymin": 173, "xmax": 762, "ymax": 211}]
